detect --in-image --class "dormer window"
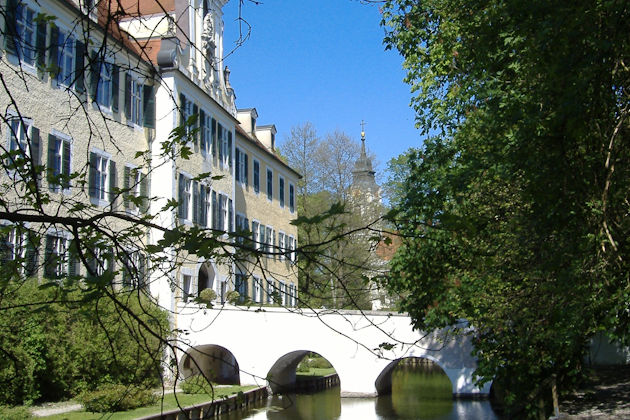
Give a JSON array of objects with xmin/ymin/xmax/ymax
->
[{"xmin": 251, "ymin": 116, "xmax": 256, "ymax": 134}]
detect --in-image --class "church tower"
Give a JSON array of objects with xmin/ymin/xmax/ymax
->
[{"xmin": 351, "ymin": 123, "xmax": 379, "ymax": 202}]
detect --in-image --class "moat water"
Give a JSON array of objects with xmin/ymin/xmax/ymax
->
[{"xmin": 218, "ymin": 363, "xmax": 499, "ymax": 419}]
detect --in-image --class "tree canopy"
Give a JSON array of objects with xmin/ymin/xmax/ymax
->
[{"xmin": 382, "ymin": 0, "xmax": 630, "ymax": 416}]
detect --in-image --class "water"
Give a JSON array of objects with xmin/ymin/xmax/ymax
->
[{"xmin": 219, "ymin": 363, "xmax": 499, "ymax": 419}]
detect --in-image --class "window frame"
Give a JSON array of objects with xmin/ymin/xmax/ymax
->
[
  {"xmin": 48, "ymin": 130, "xmax": 72, "ymax": 194},
  {"xmin": 89, "ymin": 148, "xmax": 114, "ymax": 207}
]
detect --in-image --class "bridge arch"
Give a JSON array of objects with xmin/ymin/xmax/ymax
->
[
  {"xmin": 180, "ymin": 344, "xmax": 240, "ymax": 385},
  {"xmin": 266, "ymin": 350, "xmax": 338, "ymax": 394},
  {"xmin": 375, "ymin": 356, "xmax": 451, "ymax": 395}
]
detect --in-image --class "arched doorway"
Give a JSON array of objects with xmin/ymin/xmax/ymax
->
[
  {"xmin": 197, "ymin": 263, "xmax": 215, "ymax": 295},
  {"xmin": 180, "ymin": 344, "xmax": 240, "ymax": 385}
]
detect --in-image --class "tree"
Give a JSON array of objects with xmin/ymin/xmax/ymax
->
[
  {"xmin": 280, "ymin": 124, "xmax": 382, "ymax": 310},
  {"xmin": 382, "ymin": 0, "xmax": 630, "ymax": 417}
]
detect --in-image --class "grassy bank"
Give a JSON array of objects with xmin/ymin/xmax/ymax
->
[{"xmin": 38, "ymin": 385, "xmax": 257, "ymax": 420}]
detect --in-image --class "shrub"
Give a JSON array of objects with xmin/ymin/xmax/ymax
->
[
  {"xmin": 198, "ymin": 288, "xmax": 217, "ymax": 304},
  {"xmin": 0, "ymin": 406, "xmax": 33, "ymax": 420},
  {"xmin": 181, "ymin": 375, "xmax": 213, "ymax": 395},
  {"xmin": 226, "ymin": 291, "xmax": 240, "ymax": 305},
  {"xmin": 77, "ymin": 384, "xmax": 156, "ymax": 413},
  {"xmin": 0, "ymin": 279, "xmax": 170, "ymax": 405}
]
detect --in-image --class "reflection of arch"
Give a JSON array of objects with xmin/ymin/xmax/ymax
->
[
  {"xmin": 374, "ymin": 356, "xmax": 451, "ymax": 395},
  {"xmin": 197, "ymin": 263, "xmax": 215, "ymax": 295},
  {"xmin": 180, "ymin": 344, "xmax": 240, "ymax": 385},
  {"xmin": 266, "ymin": 350, "xmax": 338, "ymax": 394}
]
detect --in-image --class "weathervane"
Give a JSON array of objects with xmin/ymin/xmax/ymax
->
[{"xmin": 360, "ymin": 120, "xmax": 367, "ymax": 140}]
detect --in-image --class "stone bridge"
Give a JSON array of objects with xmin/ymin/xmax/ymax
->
[{"xmin": 175, "ymin": 304, "xmax": 492, "ymax": 397}]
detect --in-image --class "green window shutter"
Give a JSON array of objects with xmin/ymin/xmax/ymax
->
[
  {"xmin": 24, "ymin": 231, "xmax": 39, "ymax": 278},
  {"xmin": 139, "ymin": 173, "xmax": 149, "ymax": 214},
  {"xmin": 88, "ymin": 152, "xmax": 97, "ymax": 198},
  {"xmin": 217, "ymin": 124, "xmax": 223, "ymax": 162},
  {"xmin": 178, "ymin": 93, "xmax": 186, "ymax": 127},
  {"xmin": 124, "ymin": 72, "xmax": 132, "ymax": 118},
  {"xmin": 68, "ymin": 240, "xmax": 79, "ymax": 278},
  {"xmin": 211, "ymin": 118, "xmax": 217, "ymax": 159},
  {"xmin": 48, "ymin": 25, "xmax": 60, "ymax": 80},
  {"xmin": 123, "ymin": 165, "xmax": 130, "ymax": 209},
  {"xmin": 228, "ymin": 198, "xmax": 233, "ymax": 233},
  {"xmin": 44, "ymin": 234, "xmax": 54, "ymax": 278},
  {"xmin": 200, "ymin": 186, "xmax": 207, "ymax": 226},
  {"xmin": 199, "ymin": 110, "xmax": 206, "ymax": 154},
  {"xmin": 111, "ymin": 65, "xmax": 119, "ymax": 112},
  {"xmin": 211, "ymin": 190, "xmax": 218, "ymax": 230},
  {"xmin": 177, "ymin": 174, "xmax": 185, "ymax": 219},
  {"xmin": 30, "ymin": 126, "xmax": 41, "ymax": 171},
  {"xmin": 47, "ymin": 134, "xmax": 57, "ymax": 190},
  {"xmin": 235, "ymin": 148, "xmax": 240, "ymax": 182},
  {"xmin": 192, "ymin": 103, "xmax": 199, "ymax": 151},
  {"xmin": 228, "ymin": 131, "xmax": 233, "ymax": 168},
  {"xmin": 108, "ymin": 160, "xmax": 117, "ymax": 204},
  {"xmin": 142, "ymin": 84, "xmax": 155, "ymax": 128},
  {"xmin": 89, "ymin": 50, "xmax": 98, "ymax": 100},
  {"xmin": 244, "ymin": 153, "xmax": 248, "ymax": 187},
  {"xmin": 192, "ymin": 181, "xmax": 199, "ymax": 224},
  {"xmin": 36, "ymin": 17, "xmax": 47, "ymax": 71},
  {"xmin": 4, "ymin": 0, "xmax": 18, "ymax": 55},
  {"xmin": 62, "ymin": 140, "xmax": 70, "ymax": 189},
  {"xmin": 74, "ymin": 40, "xmax": 85, "ymax": 93}
]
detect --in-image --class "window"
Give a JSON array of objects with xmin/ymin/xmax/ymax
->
[
  {"xmin": 235, "ymin": 214, "xmax": 249, "ymax": 244},
  {"xmin": 278, "ymin": 232, "xmax": 286, "ymax": 261},
  {"xmin": 122, "ymin": 249, "xmax": 147, "ymax": 289},
  {"xmin": 88, "ymin": 245, "xmax": 112, "ymax": 277},
  {"xmin": 55, "ymin": 31, "xmax": 76, "ymax": 88},
  {"xmin": 253, "ymin": 160, "xmax": 260, "ymax": 194},
  {"xmin": 89, "ymin": 150, "xmax": 116, "ymax": 206},
  {"xmin": 182, "ymin": 274, "xmax": 192, "ymax": 301},
  {"xmin": 278, "ymin": 281, "xmax": 286, "ymax": 306},
  {"xmin": 252, "ymin": 221, "xmax": 260, "ymax": 249},
  {"xmin": 178, "ymin": 173, "xmax": 192, "ymax": 221},
  {"xmin": 44, "ymin": 231, "xmax": 70, "ymax": 279},
  {"xmin": 123, "ymin": 165, "xmax": 148, "ymax": 213},
  {"xmin": 95, "ymin": 60, "xmax": 113, "ymax": 108},
  {"xmin": 7, "ymin": 117, "xmax": 38, "ymax": 166},
  {"xmin": 13, "ymin": 2, "xmax": 36, "ymax": 66},
  {"xmin": 289, "ymin": 184, "xmax": 295, "ymax": 213},
  {"xmin": 267, "ymin": 280, "xmax": 275, "ymax": 304},
  {"xmin": 198, "ymin": 184, "xmax": 211, "ymax": 227},
  {"xmin": 258, "ymin": 223, "xmax": 266, "ymax": 252},
  {"xmin": 288, "ymin": 235, "xmax": 297, "ymax": 262},
  {"xmin": 279, "ymin": 176, "xmax": 285, "ymax": 208},
  {"xmin": 217, "ymin": 125, "xmax": 232, "ymax": 169},
  {"xmin": 252, "ymin": 277, "xmax": 262, "ymax": 303},
  {"xmin": 266, "ymin": 168, "xmax": 273, "ymax": 201},
  {"xmin": 219, "ymin": 194, "xmax": 227, "ymax": 231},
  {"xmin": 200, "ymin": 111, "xmax": 212, "ymax": 158},
  {"xmin": 235, "ymin": 148, "xmax": 248, "ymax": 186},
  {"xmin": 124, "ymin": 73, "xmax": 145, "ymax": 124},
  {"xmin": 235, "ymin": 273, "xmax": 248, "ymax": 303},
  {"xmin": 47, "ymin": 133, "xmax": 71, "ymax": 192},
  {"xmin": 265, "ymin": 226, "xmax": 274, "ymax": 257},
  {"xmin": 0, "ymin": 225, "xmax": 38, "ymax": 276}
]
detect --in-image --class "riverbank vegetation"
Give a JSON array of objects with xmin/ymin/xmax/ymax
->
[
  {"xmin": 382, "ymin": 0, "xmax": 630, "ymax": 417},
  {"xmin": 296, "ymin": 353, "xmax": 336, "ymax": 377},
  {"xmin": 0, "ymin": 278, "xmax": 169, "ymax": 406}
]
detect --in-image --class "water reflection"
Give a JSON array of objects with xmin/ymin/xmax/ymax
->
[{"xmin": 220, "ymin": 359, "xmax": 499, "ymax": 419}]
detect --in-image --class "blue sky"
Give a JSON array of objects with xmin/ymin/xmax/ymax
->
[{"xmin": 222, "ymin": 0, "xmax": 424, "ymax": 174}]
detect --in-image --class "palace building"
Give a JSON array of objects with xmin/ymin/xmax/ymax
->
[{"xmin": 0, "ymin": 0, "xmax": 299, "ymax": 313}]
